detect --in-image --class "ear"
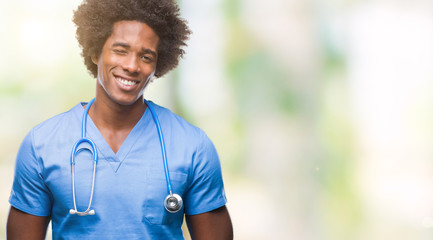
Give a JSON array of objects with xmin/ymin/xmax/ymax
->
[{"xmin": 91, "ymin": 55, "xmax": 99, "ymax": 65}]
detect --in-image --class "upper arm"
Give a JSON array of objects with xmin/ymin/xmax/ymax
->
[
  {"xmin": 7, "ymin": 131, "xmax": 52, "ymax": 238},
  {"xmin": 9, "ymin": 131, "xmax": 52, "ymax": 216},
  {"xmin": 184, "ymin": 131, "xmax": 232, "ymax": 238},
  {"xmin": 7, "ymin": 206, "xmax": 50, "ymax": 240},
  {"xmin": 184, "ymin": 131, "xmax": 227, "ymax": 215},
  {"xmin": 186, "ymin": 205, "xmax": 233, "ymax": 240}
]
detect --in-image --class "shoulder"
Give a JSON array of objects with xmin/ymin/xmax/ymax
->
[
  {"xmin": 147, "ymin": 101, "xmax": 219, "ymax": 157},
  {"xmin": 147, "ymin": 101, "xmax": 206, "ymax": 141},
  {"xmin": 30, "ymin": 103, "xmax": 82, "ymax": 145}
]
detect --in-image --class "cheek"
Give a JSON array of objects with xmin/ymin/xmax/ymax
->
[
  {"xmin": 97, "ymin": 56, "xmax": 114, "ymax": 80},
  {"xmin": 95, "ymin": 62, "xmax": 110, "ymax": 89}
]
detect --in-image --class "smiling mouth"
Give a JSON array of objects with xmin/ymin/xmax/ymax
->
[{"xmin": 116, "ymin": 77, "xmax": 139, "ymax": 86}]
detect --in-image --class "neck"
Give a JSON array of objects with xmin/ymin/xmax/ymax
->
[{"xmin": 89, "ymin": 95, "xmax": 146, "ymax": 131}]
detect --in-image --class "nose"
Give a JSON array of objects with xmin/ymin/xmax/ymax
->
[{"xmin": 122, "ymin": 55, "xmax": 140, "ymax": 73}]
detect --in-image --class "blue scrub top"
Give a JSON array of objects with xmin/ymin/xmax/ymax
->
[{"xmin": 9, "ymin": 100, "xmax": 227, "ymax": 239}]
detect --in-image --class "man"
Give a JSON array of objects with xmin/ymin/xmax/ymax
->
[{"xmin": 6, "ymin": 0, "xmax": 233, "ymax": 239}]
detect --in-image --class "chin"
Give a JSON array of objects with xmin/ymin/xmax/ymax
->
[{"xmin": 111, "ymin": 95, "xmax": 143, "ymax": 106}]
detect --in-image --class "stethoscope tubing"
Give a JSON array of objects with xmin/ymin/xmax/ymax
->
[
  {"xmin": 144, "ymin": 100, "xmax": 182, "ymax": 213},
  {"xmin": 143, "ymin": 99, "xmax": 174, "ymax": 195},
  {"xmin": 70, "ymin": 98, "xmax": 98, "ymax": 216}
]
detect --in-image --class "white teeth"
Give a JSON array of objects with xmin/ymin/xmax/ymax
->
[{"xmin": 117, "ymin": 77, "xmax": 138, "ymax": 86}]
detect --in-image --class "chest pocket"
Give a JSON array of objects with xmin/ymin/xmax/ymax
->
[{"xmin": 143, "ymin": 171, "xmax": 188, "ymax": 226}]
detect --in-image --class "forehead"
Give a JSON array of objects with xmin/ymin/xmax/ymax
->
[{"xmin": 107, "ymin": 20, "xmax": 159, "ymax": 51}]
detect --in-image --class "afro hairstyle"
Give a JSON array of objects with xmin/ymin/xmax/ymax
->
[{"xmin": 73, "ymin": 0, "xmax": 191, "ymax": 78}]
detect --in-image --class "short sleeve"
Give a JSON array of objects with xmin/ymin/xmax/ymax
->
[
  {"xmin": 9, "ymin": 130, "xmax": 52, "ymax": 216},
  {"xmin": 183, "ymin": 130, "xmax": 227, "ymax": 215}
]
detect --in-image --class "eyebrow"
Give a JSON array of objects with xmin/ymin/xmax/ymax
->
[{"xmin": 112, "ymin": 42, "xmax": 157, "ymax": 57}]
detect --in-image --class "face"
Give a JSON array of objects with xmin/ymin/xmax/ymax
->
[{"xmin": 93, "ymin": 20, "xmax": 159, "ymax": 106}]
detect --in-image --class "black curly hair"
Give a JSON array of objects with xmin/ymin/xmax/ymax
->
[{"xmin": 73, "ymin": 0, "xmax": 191, "ymax": 78}]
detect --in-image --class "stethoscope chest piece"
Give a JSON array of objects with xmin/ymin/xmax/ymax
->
[{"xmin": 164, "ymin": 193, "xmax": 183, "ymax": 213}]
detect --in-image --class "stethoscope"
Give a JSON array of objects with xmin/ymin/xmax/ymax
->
[{"xmin": 69, "ymin": 98, "xmax": 183, "ymax": 216}]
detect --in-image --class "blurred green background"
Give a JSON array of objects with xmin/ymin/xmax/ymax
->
[{"xmin": 2, "ymin": 0, "xmax": 433, "ymax": 239}]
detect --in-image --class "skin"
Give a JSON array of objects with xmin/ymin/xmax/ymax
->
[
  {"xmin": 90, "ymin": 20, "xmax": 159, "ymax": 153},
  {"xmin": 186, "ymin": 206, "xmax": 234, "ymax": 240},
  {"xmin": 7, "ymin": 20, "xmax": 233, "ymax": 239},
  {"xmin": 7, "ymin": 207, "xmax": 50, "ymax": 240}
]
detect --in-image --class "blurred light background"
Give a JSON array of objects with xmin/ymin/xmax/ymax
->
[{"xmin": 1, "ymin": 0, "xmax": 433, "ymax": 239}]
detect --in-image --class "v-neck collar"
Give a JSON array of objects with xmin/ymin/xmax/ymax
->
[{"xmin": 73, "ymin": 101, "xmax": 152, "ymax": 173}]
